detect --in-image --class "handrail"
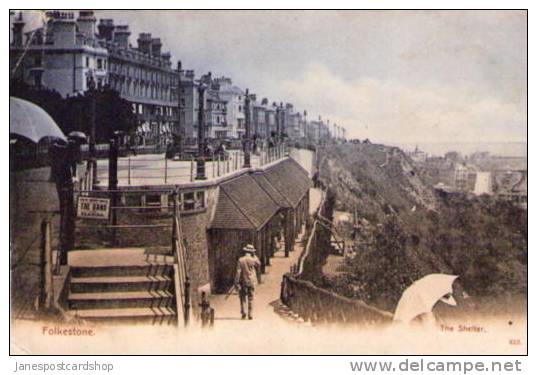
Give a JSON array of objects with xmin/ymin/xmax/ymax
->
[
  {"xmin": 282, "ymin": 273, "xmax": 393, "ymax": 324},
  {"xmin": 295, "ymin": 189, "xmax": 327, "ymax": 276},
  {"xmin": 171, "ymin": 190, "xmax": 190, "ymax": 326},
  {"xmin": 76, "ymin": 188, "xmax": 175, "ymax": 193},
  {"xmin": 39, "ymin": 218, "xmax": 54, "ymax": 311}
]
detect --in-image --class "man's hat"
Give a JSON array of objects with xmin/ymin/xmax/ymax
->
[{"xmin": 242, "ymin": 244, "xmax": 256, "ymax": 253}]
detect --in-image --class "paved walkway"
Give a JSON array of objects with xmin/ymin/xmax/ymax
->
[
  {"xmin": 94, "ymin": 148, "xmax": 315, "ymax": 188},
  {"xmin": 209, "ymin": 188, "xmax": 322, "ymax": 327},
  {"xmin": 96, "ymin": 150, "xmax": 268, "ymax": 187}
]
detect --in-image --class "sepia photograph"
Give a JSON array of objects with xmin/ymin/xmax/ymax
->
[{"xmin": 9, "ymin": 8, "xmax": 527, "ymax": 356}]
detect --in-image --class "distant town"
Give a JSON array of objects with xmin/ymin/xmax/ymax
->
[{"xmin": 406, "ymin": 146, "xmax": 527, "ymax": 209}]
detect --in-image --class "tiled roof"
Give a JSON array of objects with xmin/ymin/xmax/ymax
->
[
  {"xmin": 262, "ymin": 158, "xmax": 312, "ymax": 208},
  {"xmin": 251, "ymin": 173, "xmax": 291, "ymax": 208},
  {"xmin": 210, "ymin": 174, "xmax": 279, "ymax": 230}
]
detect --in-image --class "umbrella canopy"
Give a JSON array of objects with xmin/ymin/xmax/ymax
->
[
  {"xmin": 10, "ymin": 97, "xmax": 66, "ymax": 143},
  {"xmin": 68, "ymin": 131, "xmax": 87, "ymax": 143},
  {"xmin": 394, "ymin": 274, "xmax": 458, "ymax": 323}
]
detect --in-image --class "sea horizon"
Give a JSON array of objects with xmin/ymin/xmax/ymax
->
[{"xmin": 384, "ymin": 141, "xmax": 527, "ymax": 158}]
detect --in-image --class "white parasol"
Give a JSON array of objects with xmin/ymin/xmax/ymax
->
[
  {"xmin": 10, "ymin": 97, "xmax": 66, "ymax": 143},
  {"xmin": 394, "ymin": 273, "xmax": 458, "ymax": 323}
]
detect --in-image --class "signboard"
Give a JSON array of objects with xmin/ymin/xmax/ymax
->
[{"xmin": 77, "ymin": 197, "xmax": 110, "ymax": 220}]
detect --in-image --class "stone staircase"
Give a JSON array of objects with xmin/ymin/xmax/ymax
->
[{"xmin": 65, "ymin": 249, "xmax": 178, "ymax": 324}]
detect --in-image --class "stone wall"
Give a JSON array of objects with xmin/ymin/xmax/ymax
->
[
  {"xmin": 281, "ymin": 274, "xmax": 393, "ymax": 325},
  {"xmin": 179, "ymin": 185, "xmax": 218, "ymax": 304}
]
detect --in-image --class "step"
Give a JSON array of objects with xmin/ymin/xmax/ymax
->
[
  {"xmin": 68, "ymin": 290, "xmax": 174, "ymax": 310},
  {"xmin": 70, "ymin": 275, "xmax": 173, "ymax": 293},
  {"xmin": 71, "ymin": 264, "xmax": 174, "ymax": 278},
  {"xmin": 68, "ymin": 248, "xmax": 174, "ymax": 268},
  {"xmin": 73, "ymin": 307, "xmax": 176, "ymax": 320}
]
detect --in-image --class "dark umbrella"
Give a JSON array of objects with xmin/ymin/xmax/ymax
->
[
  {"xmin": 68, "ymin": 131, "xmax": 87, "ymax": 144},
  {"xmin": 10, "ymin": 97, "xmax": 66, "ymax": 143}
]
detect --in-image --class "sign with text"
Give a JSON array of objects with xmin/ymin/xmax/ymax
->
[{"xmin": 77, "ymin": 197, "xmax": 110, "ymax": 220}]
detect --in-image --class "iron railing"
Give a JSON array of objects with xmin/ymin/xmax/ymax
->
[{"xmin": 171, "ymin": 190, "xmax": 190, "ymax": 326}]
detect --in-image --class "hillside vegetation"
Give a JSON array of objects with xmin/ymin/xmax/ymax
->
[{"xmin": 317, "ymin": 143, "xmax": 527, "ymax": 312}]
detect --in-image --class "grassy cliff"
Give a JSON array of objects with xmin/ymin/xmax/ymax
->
[{"xmin": 316, "ymin": 143, "xmax": 527, "ymax": 312}]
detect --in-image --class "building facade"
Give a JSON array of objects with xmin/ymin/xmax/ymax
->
[
  {"xmin": 103, "ymin": 24, "xmax": 180, "ymax": 145},
  {"xmin": 10, "ymin": 11, "xmax": 108, "ymax": 96},
  {"xmin": 305, "ymin": 117, "xmax": 329, "ymax": 142},
  {"xmin": 215, "ymin": 77, "xmax": 245, "ymax": 139},
  {"xmin": 10, "ymin": 10, "xmax": 181, "ymax": 146},
  {"xmin": 251, "ymin": 95, "xmax": 266, "ymax": 138}
]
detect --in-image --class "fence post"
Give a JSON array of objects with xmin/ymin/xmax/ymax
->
[
  {"xmin": 190, "ymin": 156, "xmax": 194, "ymax": 182},
  {"xmin": 184, "ymin": 276, "xmax": 191, "ymax": 326},
  {"xmin": 212, "ymin": 152, "xmax": 215, "ymax": 178},
  {"xmin": 164, "ymin": 155, "xmax": 168, "ymax": 184},
  {"xmin": 171, "ymin": 190, "xmax": 178, "ymax": 258},
  {"xmin": 280, "ymin": 277, "xmax": 286, "ymax": 304},
  {"xmin": 226, "ymin": 154, "xmax": 230, "ymax": 174},
  {"xmin": 128, "ymin": 155, "xmax": 131, "ymax": 185},
  {"xmin": 87, "ymin": 160, "xmax": 93, "ymax": 193},
  {"xmin": 39, "ymin": 218, "xmax": 53, "ymax": 312}
]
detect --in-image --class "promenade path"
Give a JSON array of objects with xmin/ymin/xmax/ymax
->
[
  {"xmin": 94, "ymin": 147, "xmax": 313, "ymax": 188},
  {"xmin": 95, "ymin": 150, "xmax": 265, "ymax": 187},
  {"xmin": 209, "ymin": 188, "xmax": 322, "ymax": 327}
]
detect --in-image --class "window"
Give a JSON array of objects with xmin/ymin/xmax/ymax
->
[
  {"xmin": 183, "ymin": 192, "xmax": 195, "ymax": 211},
  {"xmin": 33, "ymin": 72, "xmax": 42, "ymax": 87},
  {"xmin": 141, "ymin": 193, "xmax": 163, "ymax": 212},
  {"xmin": 168, "ymin": 193, "xmax": 181, "ymax": 208},
  {"xmin": 181, "ymin": 190, "xmax": 206, "ymax": 211},
  {"xmin": 97, "ymin": 59, "xmax": 103, "ymax": 69},
  {"xmin": 85, "ymin": 57, "xmax": 90, "ymax": 68},
  {"xmin": 195, "ymin": 191, "xmax": 205, "ymax": 209},
  {"xmin": 34, "ymin": 56, "xmax": 42, "ymax": 67},
  {"xmin": 145, "ymin": 194, "xmax": 160, "ymax": 206}
]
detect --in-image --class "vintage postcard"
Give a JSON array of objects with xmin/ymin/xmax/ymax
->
[{"xmin": 9, "ymin": 9, "xmax": 527, "ymax": 355}]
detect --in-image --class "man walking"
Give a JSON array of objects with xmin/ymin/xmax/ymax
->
[{"xmin": 234, "ymin": 244, "xmax": 261, "ymax": 320}]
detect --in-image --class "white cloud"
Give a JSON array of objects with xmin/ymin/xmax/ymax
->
[{"xmin": 275, "ymin": 62, "xmax": 526, "ymax": 143}]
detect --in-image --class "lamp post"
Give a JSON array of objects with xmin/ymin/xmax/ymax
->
[
  {"xmin": 109, "ymin": 131, "xmax": 122, "ymax": 244},
  {"xmin": 87, "ymin": 72, "xmax": 98, "ymax": 188},
  {"xmin": 279, "ymin": 102, "xmax": 285, "ymax": 142},
  {"xmin": 196, "ymin": 82, "xmax": 207, "ymax": 180},
  {"xmin": 275, "ymin": 104, "xmax": 281, "ymax": 145},
  {"xmin": 317, "ymin": 115, "xmax": 321, "ymax": 144},
  {"xmin": 243, "ymin": 89, "xmax": 252, "ymax": 168}
]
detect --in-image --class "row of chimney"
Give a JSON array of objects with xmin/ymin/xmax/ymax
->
[
  {"xmin": 95, "ymin": 16, "xmax": 164, "ymax": 56},
  {"xmin": 11, "ymin": 10, "xmax": 167, "ymax": 58}
]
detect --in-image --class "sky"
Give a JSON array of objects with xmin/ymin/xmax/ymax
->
[{"xmin": 16, "ymin": 10, "xmax": 528, "ymax": 143}]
